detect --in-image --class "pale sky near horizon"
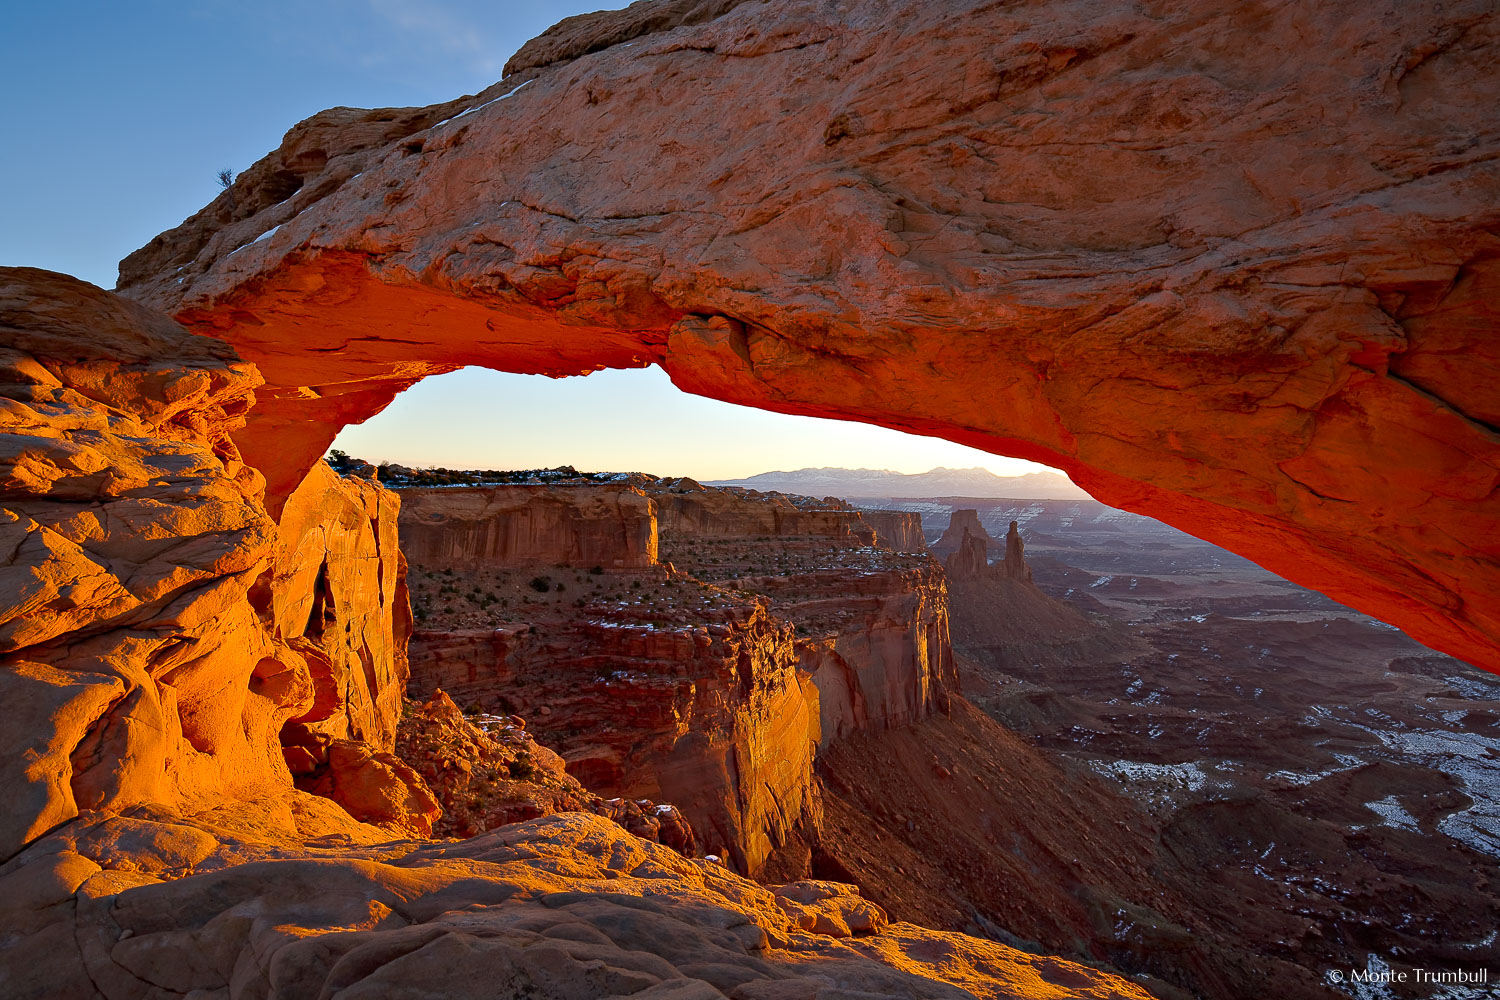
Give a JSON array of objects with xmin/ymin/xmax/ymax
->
[{"xmin": 1, "ymin": 1, "xmax": 1054, "ymax": 481}]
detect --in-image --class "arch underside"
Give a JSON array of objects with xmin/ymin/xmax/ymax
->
[{"xmin": 117, "ymin": 0, "xmax": 1500, "ymax": 670}]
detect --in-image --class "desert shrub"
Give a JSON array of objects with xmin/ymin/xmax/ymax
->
[
  {"xmin": 529, "ymin": 576, "xmax": 551, "ymax": 593},
  {"xmin": 508, "ymin": 752, "xmax": 537, "ymax": 781}
]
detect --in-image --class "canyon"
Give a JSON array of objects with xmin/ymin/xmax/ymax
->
[
  {"xmin": 399, "ymin": 476, "xmax": 949, "ymax": 874},
  {"xmin": 2, "ymin": 0, "xmax": 1498, "ymax": 997},
  {"xmin": 852, "ymin": 496, "xmax": 1500, "ymax": 998}
]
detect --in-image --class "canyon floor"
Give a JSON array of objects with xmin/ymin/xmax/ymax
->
[{"xmin": 849, "ymin": 496, "xmax": 1500, "ymax": 999}]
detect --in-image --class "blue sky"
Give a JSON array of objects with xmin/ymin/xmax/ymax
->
[{"xmin": 1, "ymin": 1, "xmax": 1055, "ymax": 480}]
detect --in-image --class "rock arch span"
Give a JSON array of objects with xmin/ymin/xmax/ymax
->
[{"xmin": 117, "ymin": 0, "xmax": 1500, "ymax": 670}]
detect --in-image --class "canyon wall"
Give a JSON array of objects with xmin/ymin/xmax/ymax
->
[
  {"xmin": 407, "ymin": 606, "xmax": 817, "ymax": 872},
  {"xmin": 400, "ymin": 480, "xmax": 955, "ymax": 871},
  {"xmin": 115, "ymin": 0, "xmax": 1500, "ymax": 673},
  {"xmin": 772, "ymin": 565, "xmax": 954, "ymax": 748},
  {"xmin": 862, "ymin": 510, "xmax": 928, "ymax": 554},
  {"xmin": 655, "ymin": 485, "xmax": 955, "ymax": 748},
  {"xmin": 654, "ymin": 484, "xmax": 876, "ymax": 546},
  {"xmin": 401, "ymin": 484, "xmax": 657, "ymax": 569}
]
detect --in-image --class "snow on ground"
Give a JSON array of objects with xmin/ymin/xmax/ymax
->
[
  {"xmin": 1084, "ymin": 758, "xmax": 1219, "ymax": 813},
  {"xmin": 1364, "ymin": 795, "xmax": 1420, "ymax": 832}
]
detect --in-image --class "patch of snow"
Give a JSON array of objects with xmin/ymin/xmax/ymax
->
[
  {"xmin": 1444, "ymin": 674, "xmax": 1500, "ymax": 700},
  {"xmin": 1364, "ymin": 795, "xmax": 1420, "ymax": 832},
  {"xmin": 1085, "ymin": 758, "xmax": 1212, "ymax": 813}
]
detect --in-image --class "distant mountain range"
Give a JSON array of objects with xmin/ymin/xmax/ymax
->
[{"xmin": 705, "ymin": 466, "xmax": 1089, "ymax": 500}]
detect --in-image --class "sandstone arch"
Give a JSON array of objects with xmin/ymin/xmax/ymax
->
[{"xmin": 117, "ymin": 0, "xmax": 1499, "ymax": 672}]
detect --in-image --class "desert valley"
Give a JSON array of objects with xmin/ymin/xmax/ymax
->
[{"xmin": 2, "ymin": 0, "xmax": 1498, "ymax": 998}]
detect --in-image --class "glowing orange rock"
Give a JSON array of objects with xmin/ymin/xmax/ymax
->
[{"xmin": 115, "ymin": 0, "xmax": 1500, "ymax": 670}]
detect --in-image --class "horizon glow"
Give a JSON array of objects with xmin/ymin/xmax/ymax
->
[{"xmin": 330, "ymin": 366, "xmax": 1058, "ymax": 481}]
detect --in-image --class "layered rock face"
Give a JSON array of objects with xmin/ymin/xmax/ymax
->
[
  {"xmin": 407, "ymin": 594, "xmax": 818, "ymax": 873},
  {"xmin": 860, "ymin": 510, "xmax": 926, "ymax": 554},
  {"xmin": 654, "ymin": 483, "xmax": 876, "ymax": 547},
  {"xmin": 641, "ymin": 482, "xmax": 957, "ymax": 749},
  {"xmin": 0, "ymin": 268, "xmax": 273, "ymax": 857},
  {"xmin": 401, "ymin": 484, "xmax": 657, "ymax": 569},
  {"xmin": 401, "ymin": 479, "xmax": 955, "ymax": 871},
  {"xmin": 116, "ymin": 0, "xmax": 1500, "ymax": 672},
  {"xmin": 773, "ymin": 565, "xmax": 953, "ymax": 748},
  {"xmin": 652, "ymin": 484, "xmax": 955, "ymax": 746},
  {"xmin": 0, "ymin": 268, "xmax": 414, "ymax": 860},
  {"xmin": 931, "ymin": 509, "xmax": 993, "ymax": 561},
  {"xmin": 275, "ymin": 461, "xmax": 410, "ymax": 753}
]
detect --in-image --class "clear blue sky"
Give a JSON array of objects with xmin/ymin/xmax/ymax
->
[{"xmin": 1, "ymin": 1, "xmax": 1057, "ymax": 481}]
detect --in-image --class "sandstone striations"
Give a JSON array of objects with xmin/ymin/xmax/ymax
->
[
  {"xmin": 654, "ymin": 484, "xmax": 876, "ymax": 547},
  {"xmin": 401, "ymin": 478, "xmax": 955, "ymax": 872},
  {"xmin": 861, "ymin": 509, "xmax": 927, "ymax": 554},
  {"xmin": 401, "ymin": 484, "xmax": 657, "ymax": 569},
  {"xmin": 275, "ymin": 460, "xmax": 410, "ymax": 756},
  {"xmin": 116, "ymin": 0, "xmax": 1500, "ymax": 672},
  {"xmin": 1, "ymin": 268, "xmax": 274, "ymax": 857},
  {"xmin": 406, "ymin": 590, "xmax": 817, "ymax": 874}
]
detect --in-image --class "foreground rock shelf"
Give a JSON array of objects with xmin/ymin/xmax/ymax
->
[{"xmin": 2, "ymin": 807, "xmax": 1153, "ymax": 999}]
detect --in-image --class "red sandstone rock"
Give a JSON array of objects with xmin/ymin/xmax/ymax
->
[
  {"xmin": 654, "ymin": 484, "xmax": 875, "ymax": 546},
  {"xmin": 401, "ymin": 479, "xmax": 954, "ymax": 870},
  {"xmin": 1, "ymin": 809, "xmax": 1155, "ymax": 1000},
  {"xmin": 999, "ymin": 520, "xmax": 1034, "ymax": 584},
  {"xmin": 275, "ymin": 461, "xmax": 410, "ymax": 751},
  {"xmin": 862, "ymin": 510, "xmax": 928, "ymax": 554},
  {"xmin": 772, "ymin": 879, "xmax": 889, "ymax": 937},
  {"xmin": 945, "ymin": 529, "xmax": 991, "ymax": 579},
  {"xmin": 0, "ymin": 265, "xmax": 1152, "ymax": 997},
  {"xmin": 116, "ymin": 0, "xmax": 1500, "ymax": 671},
  {"xmin": 406, "ymin": 601, "xmax": 817, "ymax": 874},
  {"xmin": 297, "ymin": 737, "xmax": 441, "ymax": 837},
  {"xmin": 394, "ymin": 689, "xmax": 593, "ymax": 837},
  {"xmin": 390, "ymin": 689, "xmax": 698, "ymax": 851},
  {"xmin": 401, "ymin": 484, "xmax": 657, "ymax": 569},
  {"xmin": 932, "ymin": 510, "xmax": 994, "ymax": 561}
]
